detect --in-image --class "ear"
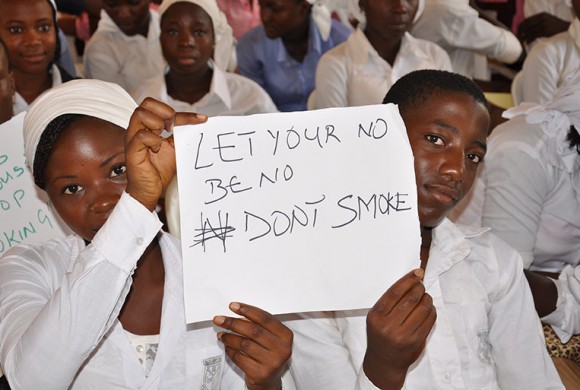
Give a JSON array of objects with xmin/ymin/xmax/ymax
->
[{"xmin": 358, "ymin": 0, "xmax": 365, "ymax": 12}]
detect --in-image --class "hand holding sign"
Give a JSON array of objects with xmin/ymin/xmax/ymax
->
[{"xmin": 173, "ymin": 104, "xmax": 421, "ymax": 323}]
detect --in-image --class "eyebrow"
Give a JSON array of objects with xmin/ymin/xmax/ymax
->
[
  {"xmin": 432, "ymin": 119, "xmax": 487, "ymax": 151},
  {"xmin": 100, "ymin": 152, "xmax": 125, "ymax": 168}
]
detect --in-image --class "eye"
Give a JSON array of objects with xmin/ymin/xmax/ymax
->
[
  {"xmin": 467, "ymin": 153, "xmax": 483, "ymax": 164},
  {"xmin": 110, "ymin": 164, "xmax": 127, "ymax": 177},
  {"xmin": 426, "ymin": 135, "xmax": 444, "ymax": 146},
  {"xmin": 8, "ymin": 26, "xmax": 23, "ymax": 34},
  {"xmin": 38, "ymin": 24, "xmax": 52, "ymax": 32},
  {"xmin": 63, "ymin": 184, "xmax": 84, "ymax": 195},
  {"xmin": 194, "ymin": 29, "xmax": 206, "ymax": 37}
]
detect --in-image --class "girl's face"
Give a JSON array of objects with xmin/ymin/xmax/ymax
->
[
  {"xmin": 103, "ymin": 0, "xmax": 151, "ymax": 36},
  {"xmin": 0, "ymin": 42, "xmax": 13, "ymax": 121},
  {"xmin": 44, "ymin": 117, "xmax": 127, "ymax": 242},
  {"xmin": 258, "ymin": 0, "xmax": 309, "ymax": 39},
  {"xmin": 160, "ymin": 2, "xmax": 214, "ymax": 75},
  {"xmin": 0, "ymin": 0, "xmax": 57, "ymax": 76},
  {"xmin": 361, "ymin": 0, "xmax": 418, "ymax": 40},
  {"xmin": 402, "ymin": 91, "xmax": 489, "ymax": 228}
]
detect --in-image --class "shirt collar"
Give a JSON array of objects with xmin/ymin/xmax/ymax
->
[
  {"xmin": 349, "ymin": 28, "xmax": 415, "ymax": 67},
  {"xmin": 424, "ymin": 219, "xmax": 490, "ymax": 284},
  {"xmin": 208, "ymin": 60, "xmax": 232, "ymax": 109}
]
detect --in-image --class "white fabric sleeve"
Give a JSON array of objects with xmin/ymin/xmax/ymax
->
[
  {"xmin": 313, "ymin": 50, "xmax": 349, "ymax": 109},
  {"xmin": 355, "ymin": 368, "xmax": 383, "ymax": 390},
  {"xmin": 519, "ymin": 39, "xmax": 561, "ymax": 104},
  {"xmin": 487, "ymin": 238, "xmax": 564, "ymax": 389},
  {"xmin": 444, "ymin": 4, "xmax": 522, "ymax": 63},
  {"xmin": 0, "ymin": 192, "xmax": 162, "ymax": 390},
  {"xmin": 83, "ymin": 38, "xmax": 127, "ymax": 89},
  {"xmin": 481, "ymin": 142, "xmax": 548, "ymax": 268},
  {"xmin": 542, "ymin": 265, "xmax": 580, "ymax": 343}
]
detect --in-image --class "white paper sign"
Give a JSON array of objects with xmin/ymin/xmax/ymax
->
[
  {"xmin": 0, "ymin": 113, "xmax": 70, "ymax": 256},
  {"xmin": 174, "ymin": 104, "xmax": 421, "ymax": 324}
]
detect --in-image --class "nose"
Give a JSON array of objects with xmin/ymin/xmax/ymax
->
[
  {"xmin": 89, "ymin": 184, "xmax": 122, "ymax": 215},
  {"xmin": 440, "ymin": 149, "xmax": 465, "ymax": 183},
  {"xmin": 261, "ymin": 8, "xmax": 272, "ymax": 23},
  {"xmin": 22, "ymin": 29, "xmax": 42, "ymax": 46},
  {"xmin": 178, "ymin": 29, "xmax": 195, "ymax": 47}
]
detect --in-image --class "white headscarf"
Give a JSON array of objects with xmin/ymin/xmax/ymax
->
[
  {"xmin": 503, "ymin": 69, "xmax": 580, "ymax": 171},
  {"xmin": 24, "ymin": 79, "xmax": 137, "ymax": 173},
  {"xmin": 158, "ymin": 0, "xmax": 236, "ymax": 71}
]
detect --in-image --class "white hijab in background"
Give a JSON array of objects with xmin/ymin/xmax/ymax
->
[
  {"xmin": 24, "ymin": 79, "xmax": 137, "ymax": 172},
  {"xmin": 158, "ymin": 0, "xmax": 237, "ymax": 71}
]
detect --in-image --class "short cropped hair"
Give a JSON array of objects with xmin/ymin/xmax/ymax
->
[
  {"xmin": 383, "ymin": 70, "xmax": 488, "ymax": 114},
  {"xmin": 33, "ymin": 114, "xmax": 84, "ymax": 189}
]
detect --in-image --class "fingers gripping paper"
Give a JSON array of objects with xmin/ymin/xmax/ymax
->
[{"xmin": 174, "ymin": 104, "xmax": 420, "ymax": 324}]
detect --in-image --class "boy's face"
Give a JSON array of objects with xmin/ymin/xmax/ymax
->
[
  {"xmin": 44, "ymin": 116, "xmax": 127, "ymax": 242},
  {"xmin": 160, "ymin": 2, "xmax": 214, "ymax": 74},
  {"xmin": 259, "ymin": 0, "xmax": 309, "ymax": 39},
  {"xmin": 360, "ymin": 0, "xmax": 418, "ymax": 40},
  {"xmin": 103, "ymin": 0, "xmax": 150, "ymax": 37},
  {"xmin": 402, "ymin": 91, "xmax": 489, "ymax": 228}
]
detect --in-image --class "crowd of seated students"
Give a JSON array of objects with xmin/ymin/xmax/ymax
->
[{"xmin": 0, "ymin": 0, "xmax": 579, "ymax": 389}]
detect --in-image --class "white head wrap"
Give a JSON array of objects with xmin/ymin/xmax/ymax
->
[
  {"xmin": 24, "ymin": 79, "xmax": 137, "ymax": 173},
  {"xmin": 158, "ymin": 0, "xmax": 236, "ymax": 71},
  {"xmin": 47, "ymin": 0, "xmax": 57, "ymax": 11},
  {"xmin": 306, "ymin": 0, "xmax": 333, "ymax": 41},
  {"xmin": 349, "ymin": 0, "xmax": 425, "ymax": 28},
  {"xmin": 503, "ymin": 70, "xmax": 580, "ymax": 171}
]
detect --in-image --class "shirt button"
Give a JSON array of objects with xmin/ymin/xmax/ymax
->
[
  {"xmin": 136, "ymin": 345, "xmax": 144, "ymax": 353},
  {"xmin": 136, "ymin": 237, "xmax": 144, "ymax": 245}
]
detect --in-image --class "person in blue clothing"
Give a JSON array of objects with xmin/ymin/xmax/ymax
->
[{"xmin": 236, "ymin": 0, "xmax": 350, "ymax": 112}]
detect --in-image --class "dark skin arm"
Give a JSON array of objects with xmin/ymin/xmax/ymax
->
[
  {"xmin": 524, "ymin": 269, "xmax": 558, "ymax": 318},
  {"xmin": 213, "ymin": 302, "xmax": 292, "ymax": 390},
  {"xmin": 517, "ymin": 13, "xmax": 570, "ymax": 44},
  {"xmin": 363, "ymin": 268, "xmax": 436, "ymax": 389}
]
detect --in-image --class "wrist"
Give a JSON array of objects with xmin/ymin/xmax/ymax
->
[{"xmin": 363, "ymin": 355, "xmax": 407, "ymax": 390}]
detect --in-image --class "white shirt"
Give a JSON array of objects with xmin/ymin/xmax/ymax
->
[
  {"xmin": 517, "ymin": 18, "xmax": 580, "ymax": 104},
  {"xmin": 0, "ymin": 193, "xmax": 251, "ymax": 389},
  {"xmin": 478, "ymin": 116, "xmax": 580, "ymax": 273},
  {"xmin": 12, "ymin": 65, "xmax": 63, "ymax": 116},
  {"xmin": 411, "ymin": 0, "xmax": 522, "ymax": 80},
  {"xmin": 83, "ymin": 9, "xmax": 165, "ymax": 98},
  {"xmin": 134, "ymin": 63, "xmax": 278, "ymax": 116},
  {"xmin": 312, "ymin": 28, "xmax": 452, "ymax": 109},
  {"xmin": 287, "ymin": 219, "xmax": 563, "ymax": 389}
]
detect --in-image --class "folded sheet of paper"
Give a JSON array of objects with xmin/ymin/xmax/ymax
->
[
  {"xmin": 0, "ymin": 113, "xmax": 71, "ymax": 256},
  {"xmin": 174, "ymin": 104, "xmax": 421, "ymax": 324}
]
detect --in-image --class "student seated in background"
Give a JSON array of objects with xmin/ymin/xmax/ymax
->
[
  {"xmin": 83, "ymin": 0, "xmax": 165, "ymax": 97},
  {"xmin": 514, "ymin": 0, "xmax": 579, "ymax": 104},
  {"xmin": 286, "ymin": 69, "xmax": 563, "ymax": 389},
  {"xmin": 236, "ymin": 0, "xmax": 350, "ymax": 112},
  {"xmin": 0, "ymin": 41, "xmax": 13, "ymax": 125},
  {"xmin": 0, "ymin": 79, "xmax": 293, "ymax": 389},
  {"xmin": 310, "ymin": 0, "xmax": 452, "ymax": 109},
  {"xmin": 0, "ymin": 0, "xmax": 75, "ymax": 117},
  {"xmin": 411, "ymin": 0, "xmax": 522, "ymax": 82}
]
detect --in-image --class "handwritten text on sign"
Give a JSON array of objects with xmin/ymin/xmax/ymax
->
[
  {"xmin": 0, "ymin": 113, "xmax": 70, "ymax": 256},
  {"xmin": 174, "ymin": 105, "xmax": 421, "ymax": 324}
]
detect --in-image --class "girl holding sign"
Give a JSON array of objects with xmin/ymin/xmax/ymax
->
[{"xmin": 0, "ymin": 79, "xmax": 293, "ymax": 389}]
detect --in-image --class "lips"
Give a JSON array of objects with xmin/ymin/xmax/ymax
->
[
  {"xmin": 426, "ymin": 183, "xmax": 460, "ymax": 206},
  {"xmin": 21, "ymin": 52, "xmax": 47, "ymax": 63}
]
